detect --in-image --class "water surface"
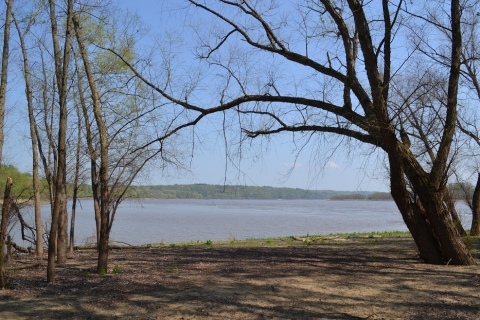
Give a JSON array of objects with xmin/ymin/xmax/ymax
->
[{"xmin": 12, "ymin": 199, "xmax": 472, "ymax": 246}]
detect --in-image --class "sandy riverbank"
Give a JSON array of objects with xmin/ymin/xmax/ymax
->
[{"xmin": 0, "ymin": 236, "xmax": 479, "ymax": 319}]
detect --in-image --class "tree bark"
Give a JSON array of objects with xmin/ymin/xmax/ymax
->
[
  {"xmin": 443, "ymin": 188, "xmax": 467, "ymax": 237},
  {"xmin": 73, "ymin": 15, "xmax": 110, "ymax": 273},
  {"xmin": 69, "ymin": 104, "xmax": 83, "ymax": 252},
  {"xmin": 12, "ymin": 7, "xmax": 44, "ymax": 256},
  {"xmin": 73, "ymin": 50, "xmax": 101, "ymax": 249},
  {"xmin": 471, "ymin": 173, "xmax": 480, "ymax": 236},
  {"xmin": 0, "ymin": 0, "xmax": 14, "ymax": 166},
  {"xmin": 47, "ymin": 0, "xmax": 73, "ymax": 283},
  {"xmin": 0, "ymin": 177, "xmax": 13, "ymax": 288},
  {"xmin": 388, "ymin": 151, "xmax": 444, "ymax": 264},
  {"xmin": 400, "ymin": 148, "xmax": 475, "ymax": 265}
]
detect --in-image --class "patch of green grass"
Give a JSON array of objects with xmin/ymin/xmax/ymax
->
[
  {"xmin": 145, "ymin": 230, "xmax": 411, "ymax": 249},
  {"xmin": 112, "ymin": 265, "xmax": 121, "ymax": 274},
  {"xmin": 464, "ymin": 235, "xmax": 475, "ymax": 251},
  {"xmin": 324, "ymin": 230, "xmax": 410, "ymax": 238},
  {"xmin": 99, "ymin": 269, "xmax": 107, "ymax": 276},
  {"xmin": 166, "ymin": 265, "xmax": 179, "ymax": 273},
  {"xmin": 82, "ymin": 271, "xmax": 90, "ymax": 278}
]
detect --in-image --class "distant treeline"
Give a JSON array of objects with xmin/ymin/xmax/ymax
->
[
  {"xmin": 119, "ymin": 184, "xmax": 388, "ymax": 200},
  {"xmin": 330, "ymin": 192, "xmax": 393, "ymax": 201},
  {"xmin": 0, "ymin": 163, "xmax": 475, "ymax": 201}
]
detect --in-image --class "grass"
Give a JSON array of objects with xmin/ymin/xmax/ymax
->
[
  {"xmin": 141, "ymin": 231, "xmax": 411, "ymax": 249},
  {"xmin": 166, "ymin": 265, "xmax": 179, "ymax": 273}
]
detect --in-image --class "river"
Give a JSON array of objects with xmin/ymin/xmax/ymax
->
[{"xmin": 11, "ymin": 199, "xmax": 473, "ymax": 246}]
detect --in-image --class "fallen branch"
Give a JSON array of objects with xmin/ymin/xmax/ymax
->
[
  {"xmin": 348, "ymin": 235, "xmax": 382, "ymax": 239},
  {"xmin": 8, "ymin": 263, "xmax": 41, "ymax": 271},
  {"xmin": 111, "ymin": 240, "xmax": 133, "ymax": 246},
  {"xmin": 6, "ymin": 239, "xmax": 35, "ymax": 254},
  {"xmin": 292, "ymin": 236, "xmax": 308, "ymax": 242}
]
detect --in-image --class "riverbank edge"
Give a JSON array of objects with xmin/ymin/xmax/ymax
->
[{"xmin": 73, "ymin": 230, "xmax": 413, "ymax": 251}]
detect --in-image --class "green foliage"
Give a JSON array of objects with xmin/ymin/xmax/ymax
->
[
  {"xmin": 82, "ymin": 271, "xmax": 90, "ymax": 278},
  {"xmin": 120, "ymin": 184, "xmax": 383, "ymax": 200},
  {"xmin": 368, "ymin": 192, "xmax": 393, "ymax": 200},
  {"xmin": 464, "ymin": 235, "xmax": 475, "ymax": 251},
  {"xmin": 205, "ymin": 240, "xmax": 213, "ymax": 246},
  {"xmin": 99, "ymin": 269, "xmax": 107, "ymax": 276},
  {"xmin": 112, "ymin": 265, "xmax": 121, "ymax": 274},
  {"xmin": 166, "ymin": 265, "xmax": 179, "ymax": 273},
  {"xmin": 448, "ymin": 182, "xmax": 474, "ymax": 200},
  {"xmin": 330, "ymin": 193, "xmax": 366, "ymax": 200},
  {"xmin": 0, "ymin": 165, "xmax": 36, "ymax": 199}
]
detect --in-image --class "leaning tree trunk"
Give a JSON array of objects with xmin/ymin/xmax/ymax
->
[
  {"xmin": 0, "ymin": 177, "xmax": 13, "ymax": 288},
  {"xmin": 471, "ymin": 172, "xmax": 480, "ymax": 236},
  {"xmin": 442, "ymin": 188, "xmax": 467, "ymax": 237},
  {"xmin": 388, "ymin": 153, "xmax": 444, "ymax": 264},
  {"xmin": 401, "ymin": 151, "xmax": 475, "ymax": 265}
]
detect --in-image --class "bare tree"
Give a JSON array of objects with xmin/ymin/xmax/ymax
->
[
  {"xmin": 69, "ymin": 102, "xmax": 84, "ymax": 252},
  {"xmin": 72, "ymin": 8, "xmax": 172, "ymax": 273},
  {"xmin": 12, "ymin": 2, "xmax": 45, "ymax": 256},
  {"xmin": 107, "ymin": 0, "xmax": 474, "ymax": 264},
  {"xmin": 47, "ymin": 0, "xmax": 73, "ymax": 283}
]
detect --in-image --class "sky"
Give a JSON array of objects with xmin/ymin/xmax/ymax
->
[
  {"xmin": 111, "ymin": 0, "xmax": 390, "ymax": 191},
  {"xmin": 4, "ymin": 0, "xmax": 391, "ymax": 192}
]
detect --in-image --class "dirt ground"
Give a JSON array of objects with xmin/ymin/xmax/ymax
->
[{"xmin": 0, "ymin": 237, "xmax": 479, "ymax": 319}]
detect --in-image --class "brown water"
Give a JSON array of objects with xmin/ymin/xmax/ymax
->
[{"xmin": 13, "ymin": 199, "xmax": 471, "ymax": 246}]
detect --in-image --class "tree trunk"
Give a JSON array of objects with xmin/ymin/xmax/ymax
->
[
  {"xmin": 401, "ymin": 152, "xmax": 475, "ymax": 265},
  {"xmin": 471, "ymin": 172, "xmax": 480, "ymax": 236},
  {"xmin": 69, "ymin": 202, "xmax": 76, "ymax": 252},
  {"xmin": 97, "ymin": 223, "xmax": 109, "ymax": 273},
  {"xmin": 73, "ymin": 16, "xmax": 110, "ymax": 273},
  {"xmin": 94, "ymin": 195, "xmax": 101, "ymax": 248},
  {"xmin": 69, "ymin": 105, "xmax": 83, "ymax": 253},
  {"xmin": 388, "ymin": 153, "xmax": 444, "ymax": 264},
  {"xmin": 0, "ymin": 0, "xmax": 14, "ymax": 166},
  {"xmin": 443, "ymin": 188, "xmax": 467, "ymax": 237},
  {"xmin": 12, "ymin": 8, "xmax": 44, "ymax": 256},
  {"xmin": 73, "ymin": 50, "xmax": 101, "ymax": 249},
  {"xmin": 57, "ymin": 203, "xmax": 68, "ymax": 264},
  {"xmin": 0, "ymin": 177, "xmax": 13, "ymax": 288},
  {"xmin": 47, "ymin": 0, "xmax": 73, "ymax": 283}
]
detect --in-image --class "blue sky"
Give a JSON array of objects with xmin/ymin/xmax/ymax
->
[{"xmin": 109, "ymin": 0, "xmax": 390, "ymax": 191}]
